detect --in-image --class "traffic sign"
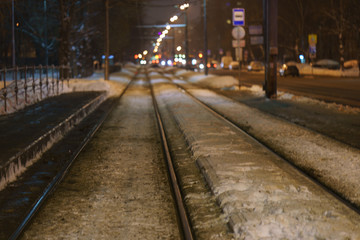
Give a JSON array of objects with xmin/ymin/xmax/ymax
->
[
  {"xmin": 232, "ymin": 26, "xmax": 245, "ymax": 40},
  {"xmin": 233, "ymin": 8, "xmax": 245, "ymax": 26},
  {"xmin": 232, "ymin": 40, "xmax": 245, "ymax": 48}
]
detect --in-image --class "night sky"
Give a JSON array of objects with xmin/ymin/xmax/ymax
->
[{"xmin": 143, "ymin": 0, "xmax": 201, "ymax": 25}]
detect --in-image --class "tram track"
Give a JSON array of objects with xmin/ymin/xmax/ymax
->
[
  {"xmin": 1, "ymin": 73, "xmax": 136, "ymax": 240},
  {"xmin": 150, "ymin": 68, "xmax": 360, "ymax": 238},
  {"xmin": 164, "ymin": 73, "xmax": 360, "ymax": 215},
  {"xmin": 147, "ymin": 70, "xmax": 194, "ymax": 240},
  {"xmin": 2, "ymin": 66, "xmax": 360, "ymax": 239},
  {"xmin": 16, "ymin": 68, "xmax": 209, "ymax": 239}
]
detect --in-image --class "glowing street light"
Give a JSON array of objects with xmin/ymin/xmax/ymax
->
[
  {"xmin": 170, "ymin": 15, "xmax": 178, "ymax": 22},
  {"xmin": 180, "ymin": 2, "xmax": 190, "ymax": 69},
  {"xmin": 180, "ymin": 3, "xmax": 189, "ymax": 10}
]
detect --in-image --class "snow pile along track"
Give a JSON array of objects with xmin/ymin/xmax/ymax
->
[{"xmin": 0, "ymin": 92, "xmax": 107, "ymax": 191}]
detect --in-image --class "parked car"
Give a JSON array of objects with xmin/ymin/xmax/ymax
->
[
  {"xmin": 229, "ymin": 61, "xmax": 239, "ymax": 70},
  {"xmin": 207, "ymin": 60, "xmax": 219, "ymax": 69},
  {"xmin": 279, "ymin": 64, "xmax": 299, "ymax": 77},
  {"xmin": 312, "ymin": 59, "xmax": 340, "ymax": 69},
  {"xmin": 221, "ymin": 56, "xmax": 233, "ymax": 69},
  {"xmin": 247, "ymin": 61, "xmax": 264, "ymax": 71}
]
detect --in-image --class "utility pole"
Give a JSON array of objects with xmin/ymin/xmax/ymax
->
[
  {"xmin": 204, "ymin": 0, "xmax": 208, "ymax": 75},
  {"xmin": 104, "ymin": 0, "xmax": 110, "ymax": 80},
  {"xmin": 44, "ymin": 0, "xmax": 48, "ymax": 66},
  {"xmin": 12, "ymin": 0, "xmax": 15, "ymax": 67},
  {"xmin": 184, "ymin": 9, "xmax": 189, "ymax": 70},
  {"xmin": 263, "ymin": 0, "xmax": 278, "ymax": 98}
]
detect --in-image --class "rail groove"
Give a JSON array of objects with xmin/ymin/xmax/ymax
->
[{"xmin": 147, "ymin": 70, "xmax": 194, "ymax": 240}]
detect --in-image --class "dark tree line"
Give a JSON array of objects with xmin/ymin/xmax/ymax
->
[{"xmin": 0, "ymin": 0, "xmax": 142, "ymax": 77}]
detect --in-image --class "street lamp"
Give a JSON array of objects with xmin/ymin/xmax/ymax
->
[
  {"xmin": 104, "ymin": 0, "xmax": 110, "ymax": 80},
  {"xmin": 180, "ymin": 2, "xmax": 189, "ymax": 70},
  {"xmin": 12, "ymin": 0, "xmax": 15, "ymax": 67}
]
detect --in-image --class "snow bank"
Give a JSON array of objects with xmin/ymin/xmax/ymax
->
[
  {"xmin": 176, "ymin": 70, "xmax": 239, "ymax": 89},
  {"xmin": 296, "ymin": 63, "xmax": 359, "ymax": 77}
]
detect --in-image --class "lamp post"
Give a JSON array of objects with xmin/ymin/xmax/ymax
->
[
  {"xmin": 203, "ymin": 0, "xmax": 208, "ymax": 75},
  {"xmin": 44, "ymin": 0, "xmax": 48, "ymax": 66},
  {"xmin": 104, "ymin": 0, "xmax": 109, "ymax": 80},
  {"xmin": 12, "ymin": 0, "xmax": 15, "ymax": 67},
  {"xmin": 180, "ymin": 3, "xmax": 189, "ymax": 69}
]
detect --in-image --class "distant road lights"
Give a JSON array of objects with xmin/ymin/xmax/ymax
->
[
  {"xmin": 170, "ymin": 15, "xmax": 178, "ymax": 22},
  {"xmin": 164, "ymin": 30, "xmax": 169, "ymax": 34},
  {"xmin": 156, "ymin": 42, "xmax": 160, "ymax": 47},
  {"xmin": 180, "ymin": 2, "xmax": 189, "ymax": 10},
  {"xmin": 166, "ymin": 25, "xmax": 171, "ymax": 30},
  {"xmin": 138, "ymin": 53, "xmax": 143, "ymax": 59},
  {"xmin": 143, "ymin": 50, "xmax": 148, "ymax": 56},
  {"xmin": 177, "ymin": 46, "xmax": 182, "ymax": 51}
]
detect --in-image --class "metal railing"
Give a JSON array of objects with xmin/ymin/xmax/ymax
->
[{"xmin": 0, "ymin": 65, "xmax": 71, "ymax": 114}]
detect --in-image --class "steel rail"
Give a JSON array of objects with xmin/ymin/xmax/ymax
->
[
  {"xmin": 147, "ymin": 70, "xmax": 194, "ymax": 240},
  {"xmin": 9, "ymin": 72, "xmax": 137, "ymax": 240},
  {"xmin": 165, "ymin": 73, "xmax": 360, "ymax": 216}
]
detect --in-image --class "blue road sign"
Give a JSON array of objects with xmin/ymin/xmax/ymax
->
[{"xmin": 233, "ymin": 8, "xmax": 245, "ymax": 26}]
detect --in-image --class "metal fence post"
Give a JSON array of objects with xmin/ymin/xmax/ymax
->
[
  {"xmin": 56, "ymin": 66, "xmax": 59, "ymax": 95},
  {"xmin": 3, "ymin": 68, "xmax": 7, "ymax": 112},
  {"xmin": 15, "ymin": 66, "xmax": 18, "ymax": 105},
  {"xmin": 24, "ymin": 66, "xmax": 28, "ymax": 103},
  {"xmin": 32, "ymin": 65, "xmax": 36, "ymax": 95},
  {"xmin": 67, "ymin": 66, "xmax": 70, "ymax": 88},
  {"xmin": 52, "ymin": 65, "xmax": 55, "ymax": 95},
  {"xmin": 39, "ymin": 65, "xmax": 43, "ymax": 100},
  {"xmin": 46, "ymin": 65, "xmax": 49, "ymax": 96},
  {"xmin": 60, "ymin": 65, "xmax": 64, "ymax": 91}
]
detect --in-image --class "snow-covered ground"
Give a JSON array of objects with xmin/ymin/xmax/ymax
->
[
  {"xmin": 296, "ymin": 63, "xmax": 359, "ymax": 77},
  {"xmin": 152, "ymin": 72, "xmax": 360, "ymax": 239},
  {"xmin": 14, "ymin": 65, "xmax": 360, "ymax": 239},
  {"xmin": 172, "ymin": 68, "xmax": 360, "ymax": 114}
]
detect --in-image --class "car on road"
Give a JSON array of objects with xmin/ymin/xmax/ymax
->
[
  {"xmin": 221, "ymin": 56, "xmax": 233, "ymax": 69},
  {"xmin": 247, "ymin": 61, "xmax": 264, "ymax": 71},
  {"xmin": 229, "ymin": 61, "xmax": 239, "ymax": 70},
  {"xmin": 279, "ymin": 64, "xmax": 299, "ymax": 77},
  {"xmin": 207, "ymin": 60, "xmax": 220, "ymax": 69}
]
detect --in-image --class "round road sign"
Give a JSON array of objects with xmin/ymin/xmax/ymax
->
[{"xmin": 232, "ymin": 26, "xmax": 245, "ymax": 40}]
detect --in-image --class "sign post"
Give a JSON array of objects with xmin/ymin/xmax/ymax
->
[
  {"xmin": 232, "ymin": 25, "xmax": 245, "ymax": 87},
  {"xmin": 263, "ymin": 0, "xmax": 278, "ymax": 98}
]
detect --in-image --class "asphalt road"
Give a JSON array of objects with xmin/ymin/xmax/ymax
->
[{"xmin": 211, "ymin": 69, "xmax": 360, "ymax": 107}]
